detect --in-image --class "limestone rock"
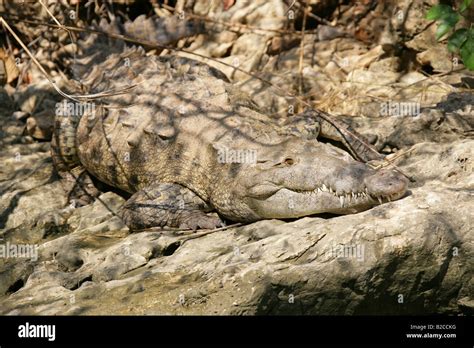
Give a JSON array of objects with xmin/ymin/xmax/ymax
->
[{"xmin": 0, "ymin": 137, "xmax": 471, "ymax": 315}]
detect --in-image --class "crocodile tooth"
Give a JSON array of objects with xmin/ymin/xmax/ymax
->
[
  {"xmin": 377, "ymin": 196, "xmax": 383, "ymax": 204},
  {"xmin": 346, "ymin": 193, "xmax": 351, "ymax": 202},
  {"xmin": 339, "ymin": 195, "xmax": 344, "ymax": 207},
  {"xmin": 322, "ymin": 184, "xmax": 328, "ymax": 192},
  {"xmin": 352, "ymin": 192, "xmax": 356, "ymax": 199},
  {"xmin": 387, "ymin": 196, "xmax": 391, "ymax": 202},
  {"xmin": 329, "ymin": 187, "xmax": 333, "ymax": 193}
]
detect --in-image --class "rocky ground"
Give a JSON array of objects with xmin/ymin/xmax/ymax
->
[{"xmin": 0, "ymin": 0, "xmax": 473, "ymax": 315}]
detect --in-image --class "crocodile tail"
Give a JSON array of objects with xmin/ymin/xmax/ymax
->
[{"xmin": 51, "ymin": 105, "xmax": 81, "ymax": 172}]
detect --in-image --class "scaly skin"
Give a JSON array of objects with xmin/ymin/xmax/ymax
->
[{"xmin": 52, "ymin": 18, "xmax": 408, "ymax": 230}]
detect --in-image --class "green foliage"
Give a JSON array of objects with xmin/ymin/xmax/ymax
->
[
  {"xmin": 460, "ymin": 31, "xmax": 474, "ymax": 68},
  {"xmin": 447, "ymin": 28, "xmax": 468, "ymax": 52},
  {"xmin": 460, "ymin": 0, "xmax": 474, "ymax": 13},
  {"xmin": 426, "ymin": 1, "xmax": 474, "ymax": 70}
]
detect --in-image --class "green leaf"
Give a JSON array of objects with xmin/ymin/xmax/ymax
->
[
  {"xmin": 460, "ymin": 0, "xmax": 474, "ymax": 13},
  {"xmin": 460, "ymin": 34, "xmax": 474, "ymax": 70},
  {"xmin": 427, "ymin": 4, "xmax": 459, "ymax": 40},
  {"xmin": 426, "ymin": 4, "xmax": 453, "ymax": 20},
  {"xmin": 436, "ymin": 22, "xmax": 453, "ymax": 40},
  {"xmin": 448, "ymin": 29, "xmax": 468, "ymax": 52},
  {"xmin": 443, "ymin": 12, "xmax": 460, "ymax": 27}
]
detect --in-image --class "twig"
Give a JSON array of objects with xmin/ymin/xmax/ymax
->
[
  {"xmin": 375, "ymin": 146, "xmax": 416, "ymax": 169},
  {"xmin": 38, "ymin": 0, "xmax": 78, "ymax": 79},
  {"xmin": 135, "ymin": 222, "xmax": 243, "ymax": 236},
  {"xmin": 0, "ymin": 16, "xmax": 138, "ymax": 101},
  {"xmin": 0, "ymin": 16, "xmax": 80, "ymax": 102},
  {"xmin": 297, "ymin": 0, "xmax": 309, "ymax": 112},
  {"xmin": 372, "ymin": 147, "xmax": 416, "ymax": 182},
  {"xmin": 178, "ymin": 223, "xmax": 243, "ymax": 244}
]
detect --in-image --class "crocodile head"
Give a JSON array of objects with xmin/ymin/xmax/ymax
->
[{"xmin": 211, "ymin": 138, "xmax": 408, "ymax": 221}]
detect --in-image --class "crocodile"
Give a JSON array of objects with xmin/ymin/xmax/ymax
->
[{"xmin": 51, "ymin": 16, "xmax": 408, "ymax": 230}]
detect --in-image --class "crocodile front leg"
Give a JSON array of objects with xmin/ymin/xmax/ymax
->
[{"xmin": 121, "ymin": 183, "xmax": 225, "ymax": 231}]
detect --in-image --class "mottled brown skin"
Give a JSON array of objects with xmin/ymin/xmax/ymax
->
[{"xmin": 52, "ymin": 19, "xmax": 408, "ymax": 231}]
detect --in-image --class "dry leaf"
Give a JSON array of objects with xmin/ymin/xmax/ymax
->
[{"xmin": 0, "ymin": 48, "xmax": 20, "ymax": 84}]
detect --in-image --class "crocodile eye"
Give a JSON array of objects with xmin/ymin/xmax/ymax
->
[{"xmin": 284, "ymin": 158, "xmax": 295, "ymax": 165}]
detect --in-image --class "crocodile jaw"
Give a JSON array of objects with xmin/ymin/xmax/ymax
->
[
  {"xmin": 247, "ymin": 176, "xmax": 407, "ymax": 218},
  {"xmin": 243, "ymin": 160, "xmax": 408, "ymax": 219}
]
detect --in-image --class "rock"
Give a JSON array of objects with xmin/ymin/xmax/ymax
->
[
  {"xmin": 25, "ymin": 110, "xmax": 55, "ymax": 140},
  {"xmin": 0, "ymin": 143, "xmax": 63, "ymax": 231},
  {"xmin": 0, "ymin": 87, "xmax": 14, "ymax": 115},
  {"xmin": 341, "ymin": 107, "xmax": 473, "ymax": 152},
  {"xmin": 404, "ymin": 13, "xmax": 456, "ymax": 72},
  {"xmin": 12, "ymin": 111, "xmax": 29, "ymax": 122},
  {"xmin": 13, "ymin": 78, "xmax": 64, "ymax": 117},
  {"xmin": 267, "ymin": 36, "xmax": 300, "ymax": 55},
  {"xmin": 457, "ymin": 297, "xmax": 474, "ymax": 314},
  {"xmin": 416, "ymin": 46, "xmax": 455, "ymax": 72},
  {"xmin": 0, "ymin": 134, "xmax": 471, "ymax": 314}
]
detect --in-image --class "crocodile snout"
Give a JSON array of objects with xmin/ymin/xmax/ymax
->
[{"xmin": 364, "ymin": 168, "xmax": 408, "ymax": 201}]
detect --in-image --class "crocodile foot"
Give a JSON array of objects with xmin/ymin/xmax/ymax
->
[{"xmin": 121, "ymin": 183, "xmax": 224, "ymax": 231}]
